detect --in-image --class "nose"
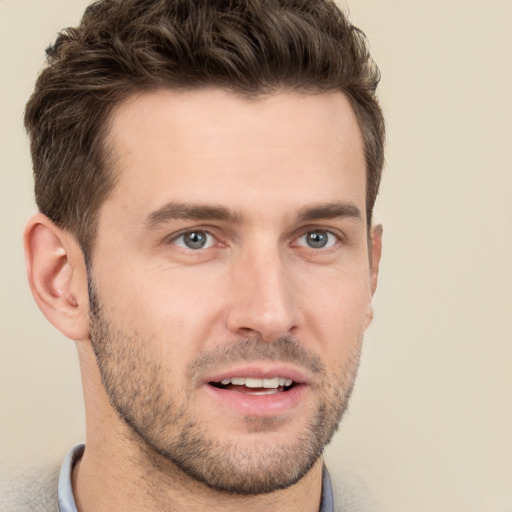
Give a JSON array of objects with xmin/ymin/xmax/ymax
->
[{"xmin": 225, "ymin": 244, "xmax": 300, "ymax": 341}]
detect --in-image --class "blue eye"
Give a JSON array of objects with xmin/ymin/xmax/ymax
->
[
  {"xmin": 297, "ymin": 230, "xmax": 337, "ymax": 249},
  {"xmin": 174, "ymin": 231, "xmax": 215, "ymax": 250}
]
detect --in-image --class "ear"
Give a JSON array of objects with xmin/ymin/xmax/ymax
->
[
  {"xmin": 370, "ymin": 224, "xmax": 383, "ymax": 296},
  {"xmin": 364, "ymin": 224, "xmax": 383, "ymax": 329},
  {"xmin": 24, "ymin": 213, "xmax": 89, "ymax": 341}
]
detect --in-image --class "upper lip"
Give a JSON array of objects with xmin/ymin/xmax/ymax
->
[{"xmin": 202, "ymin": 364, "xmax": 312, "ymax": 386}]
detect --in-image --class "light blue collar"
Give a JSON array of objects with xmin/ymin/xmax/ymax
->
[{"xmin": 58, "ymin": 444, "xmax": 83, "ymax": 512}]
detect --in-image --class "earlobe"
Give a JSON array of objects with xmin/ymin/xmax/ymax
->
[{"xmin": 24, "ymin": 214, "xmax": 89, "ymax": 341}]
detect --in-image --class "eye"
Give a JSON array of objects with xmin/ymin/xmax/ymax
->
[
  {"xmin": 296, "ymin": 230, "xmax": 338, "ymax": 249},
  {"xmin": 172, "ymin": 230, "xmax": 216, "ymax": 250}
]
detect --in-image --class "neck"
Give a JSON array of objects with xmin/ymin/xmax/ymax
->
[{"xmin": 72, "ymin": 437, "xmax": 324, "ymax": 512}]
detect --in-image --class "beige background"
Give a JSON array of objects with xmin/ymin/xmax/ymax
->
[{"xmin": 1, "ymin": 1, "xmax": 511, "ymax": 510}]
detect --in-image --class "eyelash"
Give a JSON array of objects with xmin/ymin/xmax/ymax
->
[
  {"xmin": 292, "ymin": 229, "xmax": 342, "ymax": 250},
  {"xmin": 168, "ymin": 229, "xmax": 218, "ymax": 250},
  {"xmin": 167, "ymin": 227, "xmax": 343, "ymax": 251}
]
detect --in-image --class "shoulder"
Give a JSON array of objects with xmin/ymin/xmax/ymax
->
[
  {"xmin": 0, "ymin": 463, "xmax": 60, "ymax": 512},
  {"xmin": 328, "ymin": 465, "xmax": 382, "ymax": 512}
]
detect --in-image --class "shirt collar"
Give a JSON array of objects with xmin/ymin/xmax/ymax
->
[
  {"xmin": 320, "ymin": 464, "xmax": 335, "ymax": 512},
  {"xmin": 58, "ymin": 444, "xmax": 83, "ymax": 512}
]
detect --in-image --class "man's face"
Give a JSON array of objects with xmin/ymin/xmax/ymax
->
[{"xmin": 88, "ymin": 89, "xmax": 376, "ymax": 494}]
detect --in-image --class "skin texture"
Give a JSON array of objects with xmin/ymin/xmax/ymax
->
[{"xmin": 24, "ymin": 89, "xmax": 382, "ymax": 512}]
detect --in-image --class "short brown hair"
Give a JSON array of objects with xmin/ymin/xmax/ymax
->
[{"xmin": 25, "ymin": 0, "xmax": 385, "ymax": 258}]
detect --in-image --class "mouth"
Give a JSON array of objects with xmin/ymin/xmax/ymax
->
[
  {"xmin": 209, "ymin": 376, "xmax": 296, "ymax": 395},
  {"xmin": 202, "ymin": 365, "xmax": 310, "ymax": 416}
]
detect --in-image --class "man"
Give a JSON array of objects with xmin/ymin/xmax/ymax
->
[{"xmin": 23, "ymin": 0, "xmax": 384, "ymax": 510}]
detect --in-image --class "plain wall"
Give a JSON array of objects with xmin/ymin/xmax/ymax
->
[{"xmin": 1, "ymin": 1, "xmax": 511, "ymax": 510}]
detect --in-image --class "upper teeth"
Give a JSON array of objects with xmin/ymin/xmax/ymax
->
[{"xmin": 220, "ymin": 377, "xmax": 293, "ymax": 388}]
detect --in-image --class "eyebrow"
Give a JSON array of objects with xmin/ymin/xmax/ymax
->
[
  {"xmin": 145, "ymin": 200, "xmax": 361, "ymax": 229},
  {"xmin": 145, "ymin": 202, "xmax": 242, "ymax": 228},
  {"xmin": 298, "ymin": 202, "xmax": 362, "ymax": 222}
]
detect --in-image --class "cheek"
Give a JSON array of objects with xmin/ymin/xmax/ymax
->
[
  {"xmin": 299, "ymin": 269, "xmax": 371, "ymax": 374},
  {"xmin": 98, "ymin": 263, "xmax": 228, "ymax": 355},
  {"xmin": 301, "ymin": 269, "xmax": 372, "ymax": 330}
]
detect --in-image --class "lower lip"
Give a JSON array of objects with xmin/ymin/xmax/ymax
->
[{"xmin": 204, "ymin": 384, "xmax": 307, "ymax": 416}]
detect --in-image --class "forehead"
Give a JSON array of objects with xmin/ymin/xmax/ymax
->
[
  {"xmin": 103, "ymin": 88, "xmax": 366, "ymax": 219},
  {"xmin": 108, "ymin": 88, "xmax": 363, "ymax": 156}
]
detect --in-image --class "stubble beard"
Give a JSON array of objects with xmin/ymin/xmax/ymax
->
[{"xmin": 88, "ymin": 279, "xmax": 363, "ymax": 495}]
